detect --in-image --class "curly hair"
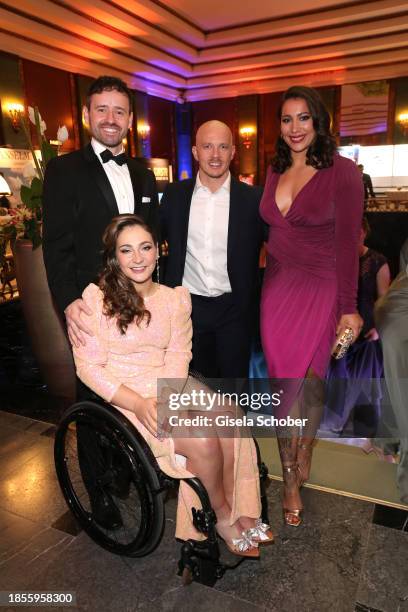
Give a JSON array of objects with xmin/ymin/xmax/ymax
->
[
  {"xmin": 98, "ymin": 214, "xmax": 158, "ymax": 334},
  {"xmin": 271, "ymin": 86, "xmax": 337, "ymax": 173}
]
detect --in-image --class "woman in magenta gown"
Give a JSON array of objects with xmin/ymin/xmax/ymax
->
[{"xmin": 260, "ymin": 86, "xmax": 363, "ymax": 526}]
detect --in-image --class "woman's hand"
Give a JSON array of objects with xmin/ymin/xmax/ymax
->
[
  {"xmin": 335, "ymin": 313, "xmax": 363, "ymax": 345},
  {"xmin": 65, "ymin": 298, "xmax": 94, "ymax": 347},
  {"xmin": 132, "ymin": 397, "xmax": 158, "ymax": 437},
  {"xmin": 364, "ymin": 327, "xmax": 379, "ymax": 342}
]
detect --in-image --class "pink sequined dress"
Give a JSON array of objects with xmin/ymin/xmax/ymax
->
[
  {"xmin": 260, "ymin": 154, "xmax": 364, "ymax": 402},
  {"xmin": 73, "ymin": 283, "xmax": 261, "ymax": 540}
]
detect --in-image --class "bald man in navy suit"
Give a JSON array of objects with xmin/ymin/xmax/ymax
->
[{"xmin": 161, "ymin": 120, "xmax": 265, "ymax": 379}]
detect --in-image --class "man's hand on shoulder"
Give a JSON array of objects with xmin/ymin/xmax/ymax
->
[{"xmin": 65, "ymin": 298, "xmax": 94, "ymax": 348}]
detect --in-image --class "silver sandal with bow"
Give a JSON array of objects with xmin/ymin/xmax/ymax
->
[{"xmin": 244, "ymin": 518, "xmax": 274, "ymax": 544}]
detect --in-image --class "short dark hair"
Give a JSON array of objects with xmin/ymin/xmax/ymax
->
[
  {"xmin": 271, "ymin": 86, "xmax": 337, "ymax": 173},
  {"xmin": 86, "ymin": 76, "xmax": 133, "ymax": 111}
]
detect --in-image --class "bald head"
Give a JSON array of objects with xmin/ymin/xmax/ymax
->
[
  {"xmin": 195, "ymin": 120, "xmax": 233, "ymax": 146},
  {"xmin": 193, "ymin": 120, "xmax": 235, "ymax": 191}
]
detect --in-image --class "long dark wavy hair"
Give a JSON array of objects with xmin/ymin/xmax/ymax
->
[
  {"xmin": 99, "ymin": 214, "xmax": 158, "ymax": 334},
  {"xmin": 271, "ymin": 86, "xmax": 337, "ymax": 173}
]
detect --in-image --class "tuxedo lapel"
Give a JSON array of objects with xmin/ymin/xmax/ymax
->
[{"xmin": 83, "ymin": 144, "xmax": 119, "ymax": 218}]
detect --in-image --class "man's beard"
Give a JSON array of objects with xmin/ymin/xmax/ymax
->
[{"xmin": 94, "ymin": 123, "xmax": 124, "ymax": 148}]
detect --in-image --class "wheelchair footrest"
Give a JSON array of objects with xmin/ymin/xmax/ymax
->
[{"xmin": 178, "ymin": 539, "xmax": 224, "ymax": 587}]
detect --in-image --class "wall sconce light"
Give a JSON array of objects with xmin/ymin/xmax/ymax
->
[
  {"xmin": 397, "ymin": 112, "xmax": 408, "ymax": 135},
  {"xmin": 239, "ymin": 126, "xmax": 256, "ymax": 149},
  {"xmin": 137, "ymin": 123, "xmax": 150, "ymax": 141},
  {"xmin": 7, "ymin": 103, "xmax": 24, "ymax": 132}
]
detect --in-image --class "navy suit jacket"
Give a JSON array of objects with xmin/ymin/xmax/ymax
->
[{"xmin": 160, "ymin": 176, "xmax": 265, "ymax": 313}]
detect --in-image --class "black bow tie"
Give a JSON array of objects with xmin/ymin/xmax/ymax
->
[{"xmin": 100, "ymin": 149, "xmax": 127, "ymax": 166}]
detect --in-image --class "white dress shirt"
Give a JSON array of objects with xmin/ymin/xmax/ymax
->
[
  {"xmin": 183, "ymin": 173, "xmax": 232, "ymax": 297},
  {"xmin": 91, "ymin": 138, "xmax": 134, "ymax": 214}
]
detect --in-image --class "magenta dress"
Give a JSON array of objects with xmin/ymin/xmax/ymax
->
[{"xmin": 260, "ymin": 154, "xmax": 363, "ymax": 391}]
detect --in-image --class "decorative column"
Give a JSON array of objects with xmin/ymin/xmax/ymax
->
[
  {"xmin": 134, "ymin": 91, "xmax": 151, "ymax": 158},
  {"xmin": 393, "ymin": 77, "xmax": 408, "ymax": 144},
  {"xmin": 175, "ymin": 100, "xmax": 193, "ymax": 180}
]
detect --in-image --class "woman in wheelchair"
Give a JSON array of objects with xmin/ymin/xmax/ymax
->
[{"xmin": 71, "ymin": 214, "xmax": 272, "ymax": 559}]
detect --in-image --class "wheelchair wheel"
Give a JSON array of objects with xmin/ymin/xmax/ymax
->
[{"xmin": 54, "ymin": 401, "xmax": 165, "ymax": 557}]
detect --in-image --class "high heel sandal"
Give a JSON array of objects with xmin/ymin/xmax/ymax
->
[
  {"xmin": 222, "ymin": 533, "xmax": 260, "ymax": 558},
  {"xmin": 282, "ymin": 464, "xmax": 303, "ymax": 527},
  {"xmin": 297, "ymin": 440, "xmax": 315, "ymax": 487},
  {"xmin": 216, "ymin": 527, "xmax": 260, "ymax": 558},
  {"xmin": 243, "ymin": 518, "xmax": 274, "ymax": 545}
]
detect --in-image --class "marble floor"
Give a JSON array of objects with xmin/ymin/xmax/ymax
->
[{"xmin": 0, "ymin": 409, "xmax": 407, "ymax": 612}]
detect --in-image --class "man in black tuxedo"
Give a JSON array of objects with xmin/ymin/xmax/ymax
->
[
  {"xmin": 43, "ymin": 76, "xmax": 159, "ymax": 529},
  {"xmin": 160, "ymin": 120, "xmax": 264, "ymax": 379},
  {"xmin": 43, "ymin": 75, "xmax": 158, "ymax": 346}
]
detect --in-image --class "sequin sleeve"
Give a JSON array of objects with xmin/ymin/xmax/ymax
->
[
  {"xmin": 161, "ymin": 286, "xmax": 192, "ymax": 379},
  {"xmin": 72, "ymin": 283, "xmax": 122, "ymax": 402}
]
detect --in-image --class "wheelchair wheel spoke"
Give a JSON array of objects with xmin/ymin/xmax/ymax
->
[{"xmin": 54, "ymin": 401, "xmax": 165, "ymax": 557}]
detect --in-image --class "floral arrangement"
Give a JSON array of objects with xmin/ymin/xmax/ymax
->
[{"xmin": 0, "ymin": 107, "xmax": 68, "ymax": 249}]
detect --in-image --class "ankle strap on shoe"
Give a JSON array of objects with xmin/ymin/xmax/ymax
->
[
  {"xmin": 298, "ymin": 441, "xmax": 313, "ymax": 451},
  {"xmin": 282, "ymin": 463, "xmax": 298, "ymax": 473}
]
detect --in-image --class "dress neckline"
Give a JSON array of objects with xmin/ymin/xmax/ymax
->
[
  {"xmin": 274, "ymin": 169, "xmax": 319, "ymax": 219},
  {"xmin": 143, "ymin": 284, "xmax": 160, "ymax": 301}
]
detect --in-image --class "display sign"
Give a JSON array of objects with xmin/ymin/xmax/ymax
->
[
  {"xmin": 339, "ymin": 144, "xmax": 408, "ymax": 179},
  {"xmin": 359, "ymin": 146, "xmax": 393, "ymax": 177},
  {"xmin": 135, "ymin": 157, "xmax": 171, "ymax": 196},
  {"xmin": 0, "ymin": 148, "xmax": 37, "ymax": 207},
  {"xmin": 392, "ymin": 145, "xmax": 408, "ymax": 177}
]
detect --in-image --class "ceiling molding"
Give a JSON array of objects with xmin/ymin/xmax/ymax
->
[
  {"xmin": 0, "ymin": 29, "xmax": 181, "ymax": 100},
  {"xmin": 0, "ymin": 0, "xmax": 407, "ymax": 101},
  {"xmin": 184, "ymin": 60, "xmax": 408, "ymax": 101}
]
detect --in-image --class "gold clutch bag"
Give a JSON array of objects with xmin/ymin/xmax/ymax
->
[{"xmin": 332, "ymin": 327, "xmax": 354, "ymax": 360}]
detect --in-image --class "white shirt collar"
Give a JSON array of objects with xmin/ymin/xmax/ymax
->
[
  {"xmin": 194, "ymin": 171, "xmax": 231, "ymax": 194},
  {"xmin": 91, "ymin": 137, "xmax": 125, "ymax": 160}
]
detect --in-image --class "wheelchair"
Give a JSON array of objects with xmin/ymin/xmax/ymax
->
[{"xmin": 54, "ymin": 399, "xmax": 270, "ymax": 586}]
